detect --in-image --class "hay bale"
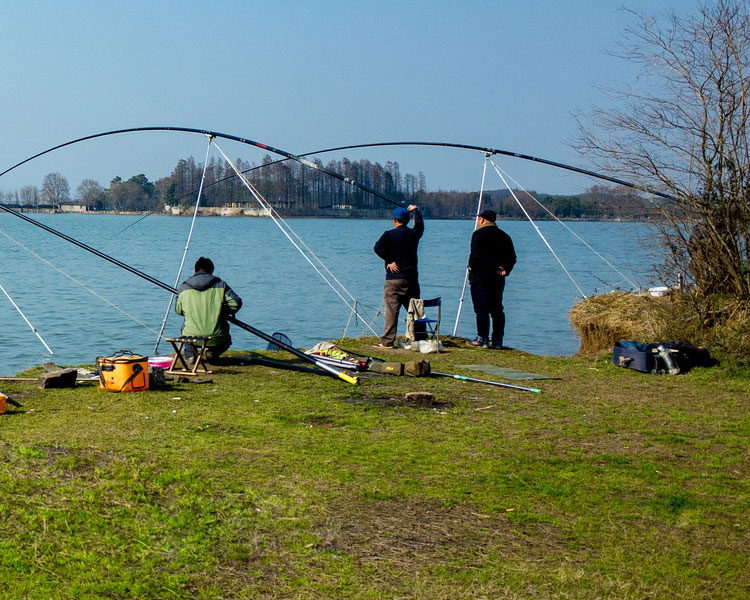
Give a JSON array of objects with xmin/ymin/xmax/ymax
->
[{"xmin": 569, "ymin": 292, "xmax": 669, "ymax": 355}]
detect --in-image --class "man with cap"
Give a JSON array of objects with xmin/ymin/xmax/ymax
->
[
  {"xmin": 467, "ymin": 209, "xmax": 516, "ymax": 349},
  {"xmin": 373, "ymin": 204, "xmax": 424, "ymax": 348}
]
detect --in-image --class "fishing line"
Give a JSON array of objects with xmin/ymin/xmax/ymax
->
[
  {"xmin": 0, "ymin": 227, "xmax": 160, "ymax": 335},
  {"xmin": 490, "ymin": 160, "xmax": 587, "ymax": 298},
  {"xmin": 452, "ymin": 154, "xmax": 490, "ymax": 336},
  {"xmin": 164, "ymin": 148, "xmax": 380, "ymax": 329},
  {"xmin": 109, "ymin": 209, "xmax": 161, "ymax": 240},
  {"xmin": 492, "ymin": 162, "xmax": 640, "ymax": 290},
  {"xmin": 154, "ymin": 134, "xmax": 214, "ymax": 353},
  {"xmin": 212, "ymin": 140, "xmax": 381, "ymax": 337},
  {"xmin": 0, "ymin": 279, "xmax": 53, "ymax": 354}
]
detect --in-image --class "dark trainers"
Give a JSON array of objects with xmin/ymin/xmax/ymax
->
[
  {"xmin": 373, "ymin": 342, "xmax": 395, "ymax": 349},
  {"xmin": 468, "ymin": 337, "xmax": 489, "ymax": 348}
]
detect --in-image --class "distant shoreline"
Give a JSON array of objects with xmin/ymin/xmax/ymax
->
[{"xmin": 3, "ymin": 207, "xmax": 649, "ymax": 222}]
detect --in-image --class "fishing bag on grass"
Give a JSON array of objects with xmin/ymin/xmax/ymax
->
[
  {"xmin": 96, "ymin": 350, "xmax": 149, "ymax": 392},
  {"xmin": 368, "ymin": 361, "xmax": 404, "ymax": 375},
  {"xmin": 613, "ymin": 340, "xmax": 714, "ymax": 375},
  {"xmin": 404, "ymin": 359, "xmax": 431, "ymax": 377},
  {"xmin": 367, "ymin": 360, "xmax": 431, "ymax": 377}
]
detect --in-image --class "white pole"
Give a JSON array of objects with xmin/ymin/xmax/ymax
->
[
  {"xmin": 452, "ymin": 154, "xmax": 489, "ymax": 336},
  {"xmin": 153, "ymin": 135, "xmax": 214, "ymax": 353},
  {"xmin": 0, "ymin": 281, "xmax": 53, "ymax": 354}
]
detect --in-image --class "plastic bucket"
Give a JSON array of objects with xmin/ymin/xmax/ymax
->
[
  {"xmin": 0, "ymin": 394, "xmax": 7, "ymax": 415},
  {"xmin": 148, "ymin": 356, "xmax": 173, "ymax": 369}
]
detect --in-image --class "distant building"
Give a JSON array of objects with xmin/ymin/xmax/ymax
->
[{"xmin": 58, "ymin": 202, "xmax": 88, "ymax": 213}]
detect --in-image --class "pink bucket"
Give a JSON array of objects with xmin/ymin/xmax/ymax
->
[{"xmin": 148, "ymin": 356, "xmax": 173, "ymax": 369}]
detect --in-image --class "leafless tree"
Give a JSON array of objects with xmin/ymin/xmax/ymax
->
[
  {"xmin": 76, "ymin": 179, "xmax": 105, "ymax": 210},
  {"xmin": 41, "ymin": 172, "xmax": 70, "ymax": 209},
  {"xmin": 18, "ymin": 185, "xmax": 40, "ymax": 207},
  {"xmin": 577, "ymin": 0, "xmax": 750, "ymax": 299}
]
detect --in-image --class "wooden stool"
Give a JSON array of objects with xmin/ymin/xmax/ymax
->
[{"xmin": 165, "ymin": 336, "xmax": 213, "ymax": 375}]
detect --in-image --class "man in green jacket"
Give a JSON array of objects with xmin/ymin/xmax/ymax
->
[{"xmin": 175, "ymin": 257, "xmax": 243, "ymax": 361}]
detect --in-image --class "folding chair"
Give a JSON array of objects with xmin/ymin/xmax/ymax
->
[
  {"xmin": 165, "ymin": 335, "xmax": 213, "ymax": 376},
  {"xmin": 415, "ymin": 297, "xmax": 441, "ymax": 348}
]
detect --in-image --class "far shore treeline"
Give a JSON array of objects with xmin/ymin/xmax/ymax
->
[{"xmin": 0, "ymin": 155, "xmax": 653, "ymax": 219}]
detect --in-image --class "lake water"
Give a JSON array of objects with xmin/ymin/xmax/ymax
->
[{"xmin": 0, "ymin": 213, "xmax": 655, "ymax": 377}]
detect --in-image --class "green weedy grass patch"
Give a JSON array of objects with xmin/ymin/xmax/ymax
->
[{"xmin": 0, "ymin": 338, "xmax": 747, "ymax": 599}]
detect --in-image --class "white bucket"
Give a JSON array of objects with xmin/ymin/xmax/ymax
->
[{"xmin": 419, "ymin": 340, "xmax": 441, "ymax": 353}]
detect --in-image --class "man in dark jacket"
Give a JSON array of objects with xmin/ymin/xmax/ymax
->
[
  {"xmin": 175, "ymin": 256, "xmax": 243, "ymax": 361},
  {"xmin": 373, "ymin": 204, "xmax": 424, "ymax": 347},
  {"xmin": 468, "ymin": 209, "xmax": 516, "ymax": 349}
]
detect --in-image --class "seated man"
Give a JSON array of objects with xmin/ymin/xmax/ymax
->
[{"xmin": 175, "ymin": 256, "xmax": 243, "ymax": 362}]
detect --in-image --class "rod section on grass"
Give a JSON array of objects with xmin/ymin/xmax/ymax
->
[{"xmin": 431, "ymin": 370, "xmax": 541, "ymax": 393}]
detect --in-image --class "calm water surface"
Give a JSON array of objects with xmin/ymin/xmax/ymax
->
[{"xmin": 1, "ymin": 214, "xmax": 655, "ymax": 376}]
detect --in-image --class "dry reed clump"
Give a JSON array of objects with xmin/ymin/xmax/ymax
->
[
  {"xmin": 570, "ymin": 291, "xmax": 750, "ymax": 362},
  {"xmin": 695, "ymin": 297, "xmax": 750, "ymax": 360},
  {"xmin": 569, "ymin": 292, "xmax": 672, "ymax": 356}
]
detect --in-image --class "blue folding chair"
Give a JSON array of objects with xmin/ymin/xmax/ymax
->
[{"xmin": 415, "ymin": 297, "xmax": 441, "ymax": 347}]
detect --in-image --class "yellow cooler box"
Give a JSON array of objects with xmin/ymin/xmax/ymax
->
[{"xmin": 96, "ymin": 351, "xmax": 149, "ymax": 392}]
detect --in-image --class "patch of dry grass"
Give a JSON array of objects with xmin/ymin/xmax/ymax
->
[
  {"xmin": 569, "ymin": 292, "xmax": 671, "ymax": 355},
  {"xmin": 570, "ymin": 290, "xmax": 750, "ymax": 363}
]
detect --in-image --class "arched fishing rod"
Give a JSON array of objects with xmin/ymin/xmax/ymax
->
[
  {"xmin": 160, "ymin": 140, "xmax": 677, "ymax": 216},
  {"xmin": 0, "ymin": 126, "xmax": 405, "ymax": 209},
  {"xmin": 275, "ymin": 141, "xmax": 677, "ymax": 201},
  {"xmin": 0, "ymin": 127, "xmax": 675, "ymax": 209},
  {"xmin": 0, "ymin": 204, "xmax": 358, "ymax": 385}
]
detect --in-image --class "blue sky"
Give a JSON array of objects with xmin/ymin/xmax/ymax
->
[{"xmin": 0, "ymin": 0, "xmax": 689, "ymax": 197}]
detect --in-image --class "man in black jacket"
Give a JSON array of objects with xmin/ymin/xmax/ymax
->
[
  {"xmin": 468, "ymin": 209, "xmax": 516, "ymax": 349},
  {"xmin": 373, "ymin": 204, "xmax": 424, "ymax": 347}
]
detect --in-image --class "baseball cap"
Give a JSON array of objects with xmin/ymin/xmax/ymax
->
[
  {"xmin": 479, "ymin": 209, "xmax": 497, "ymax": 222},
  {"xmin": 392, "ymin": 207, "xmax": 410, "ymax": 221}
]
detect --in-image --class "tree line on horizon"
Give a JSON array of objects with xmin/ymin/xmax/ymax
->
[{"xmin": 0, "ymin": 156, "xmax": 650, "ymax": 220}]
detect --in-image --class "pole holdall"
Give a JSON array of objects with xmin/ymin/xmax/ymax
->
[{"xmin": 96, "ymin": 350, "xmax": 149, "ymax": 392}]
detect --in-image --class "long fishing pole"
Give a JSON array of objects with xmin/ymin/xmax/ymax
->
[
  {"xmin": 164, "ymin": 139, "xmax": 675, "ymax": 215},
  {"xmin": 0, "ymin": 127, "xmax": 405, "ymax": 209},
  {"xmin": 431, "ymin": 370, "xmax": 541, "ymax": 393},
  {"xmin": 0, "ymin": 204, "xmax": 358, "ymax": 385},
  {"xmin": 0, "ymin": 127, "xmax": 676, "ymax": 207}
]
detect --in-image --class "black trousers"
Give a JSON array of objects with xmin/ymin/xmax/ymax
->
[{"xmin": 470, "ymin": 279, "xmax": 506, "ymax": 344}]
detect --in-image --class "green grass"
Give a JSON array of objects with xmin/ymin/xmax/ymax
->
[{"xmin": 0, "ymin": 338, "xmax": 748, "ymax": 599}]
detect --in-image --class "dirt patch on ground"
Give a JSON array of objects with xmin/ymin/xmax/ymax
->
[
  {"xmin": 320, "ymin": 497, "xmax": 564, "ymax": 566},
  {"xmin": 340, "ymin": 395, "xmax": 455, "ymax": 409}
]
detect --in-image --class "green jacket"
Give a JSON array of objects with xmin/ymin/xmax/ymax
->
[{"xmin": 175, "ymin": 271, "xmax": 242, "ymax": 347}]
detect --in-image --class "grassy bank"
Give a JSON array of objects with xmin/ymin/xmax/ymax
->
[{"xmin": 1, "ymin": 339, "xmax": 747, "ymax": 599}]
